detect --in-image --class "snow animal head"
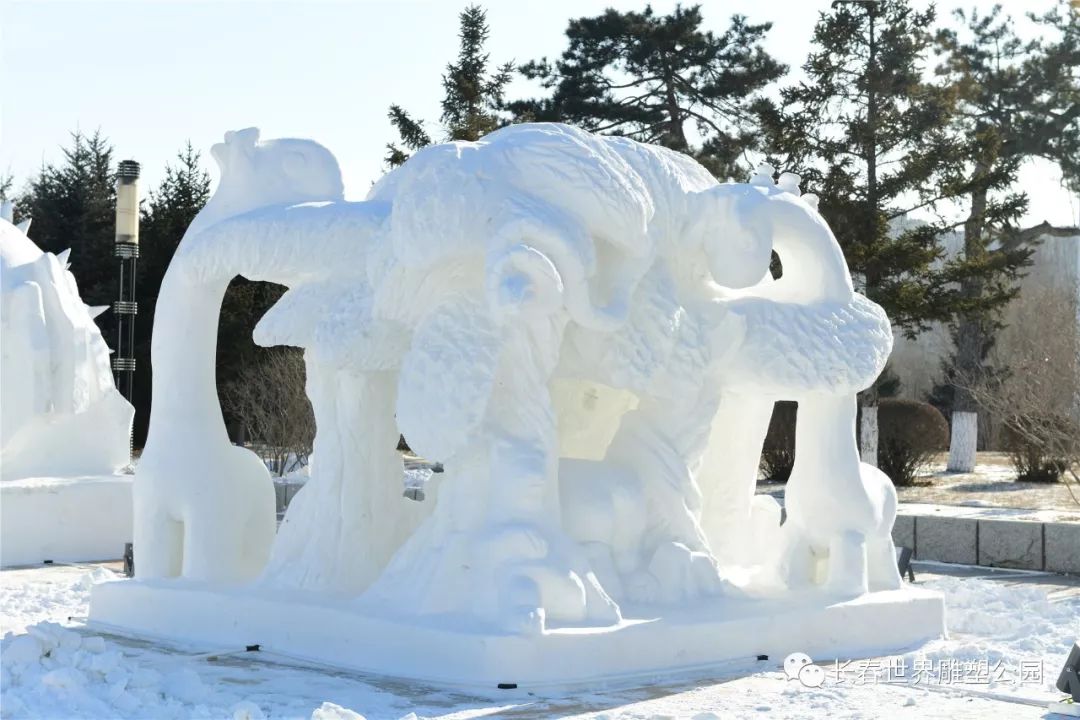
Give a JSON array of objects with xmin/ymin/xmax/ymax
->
[
  {"xmin": 0, "ymin": 216, "xmax": 133, "ymax": 479},
  {"xmin": 683, "ymin": 182, "xmax": 775, "ymax": 290},
  {"xmin": 690, "ymin": 164, "xmax": 855, "ymax": 306},
  {"xmin": 192, "ymin": 128, "xmax": 345, "ymax": 236}
]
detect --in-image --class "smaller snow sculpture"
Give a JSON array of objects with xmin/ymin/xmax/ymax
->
[
  {"xmin": 1, "ymin": 203, "xmax": 136, "ymax": 567},
  {"xmin": 0, "ymin": 208, "xmax": 133, "ymax": 479}
]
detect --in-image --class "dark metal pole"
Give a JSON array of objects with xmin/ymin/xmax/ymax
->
[{"xmin": 113, "ymin": 160, "xmax": 140, "ymax": 458}]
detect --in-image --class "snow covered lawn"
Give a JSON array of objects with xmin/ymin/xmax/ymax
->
[{"xmin": 2, "ymin": 563, "xmax": 1077, "ymax": 719}]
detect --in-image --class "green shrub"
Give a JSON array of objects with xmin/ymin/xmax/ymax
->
[
  {"xmin": 877, "ymin": 399, "xmax": 949, "ymax": 486},
  {"xmin": 1000, "ymin": 415, "xmax": 1077, "ymax": 483},
  {"xmin": 760, "ymin": 401, "xmax": 797, "ymax": 482}
]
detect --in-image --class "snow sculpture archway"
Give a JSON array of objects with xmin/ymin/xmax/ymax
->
[{"xmin": 90, "ymin": 124, "xmax": 944, "ymax": 688}]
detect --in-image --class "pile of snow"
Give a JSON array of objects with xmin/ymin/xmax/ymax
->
[
  {"xmin": 3, "ymin": 622, "xmax": 184, "ymax": 718},
  {"xmin": 0, "ymin": 566, "xmax": 112, "ymax": 636},
  {"xmin": 1, "ymin": 620, "xmax": 280, "ymax": 720},
  {"xmin": 918, "ymin": 573, "xmax": 1079, "ymax": 679}
]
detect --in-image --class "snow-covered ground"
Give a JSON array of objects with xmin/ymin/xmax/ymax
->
[{"xmin": 1, "ymin": 563, "xmax": 1077, "ymax": 719}]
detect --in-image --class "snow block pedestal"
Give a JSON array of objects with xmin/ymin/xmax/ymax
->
[
  {"xmin": 88, "ymin": 579, "xmax": 945, "ymax": 689},
  {"xmin": 1, "ymin": 474, "xmax": 133, "ymax": 567}
]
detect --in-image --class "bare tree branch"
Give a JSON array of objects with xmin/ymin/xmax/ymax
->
[
  {"xmin": 950, "ymin": 285, "xmax": 1079, "ymax": 499},
  {"xmin": 221, "ymin": 347, "xmax": 315, "ymax": 477}
]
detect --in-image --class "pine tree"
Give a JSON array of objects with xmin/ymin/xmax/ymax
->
[
  {"xmin": 140, "ymin": 143, "xmax": 211, "ymax": 277},
  {"xmin": 133, "ymin": 143, "xmax": 212, "ymax": 444},
  {"xmin": 440, "ymin": 5, "xmax": 514, "ymax": 141},
  {"xmin": 760, "ymin": 0, "xmax": 966, "ymax": 330},
  {"xmin": 511, "ymin": 4, "xmax": 784, "ymax": 179},
  {"xmin": 386, "ymin": 5, "xmax": 513, "ymax": 167},
  {"xmin": 932, "ymin": 2, "xmax": 1080, "ymax": 471},
  {"xmin": 1026, "ymin": 0, "xmax": 1080, "ymax": 191},
  {"xmin": 15, "ymin": 130, "xmax": 118, "ymax": 340},
  {"xmin": 759, "ymin": 0, "xmax": 968, "ymax": 465},
  {"xmin": 385, "ymin": 106, "xmax": 432, "ymax": 168},
  {"xmin": 216, "ymin": 278, "xmax": 288, "ymax": 443}
]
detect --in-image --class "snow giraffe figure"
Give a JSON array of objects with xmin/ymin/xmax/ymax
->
[
  {"xmin": 691, "ymin": 167, "xmax": 902, "ymax": 595},
  {"xmin": 162, "ymin": 131, "xmax": 427, "ymax": 593},
  {"xmin": 134, "ymin": 128, "xmax": 348, "ymax": 583}
]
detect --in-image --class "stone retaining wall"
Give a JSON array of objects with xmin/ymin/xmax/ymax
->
[{"xmin": 892, "ymin": 511, "xmax": 1079, "ymax": 574}]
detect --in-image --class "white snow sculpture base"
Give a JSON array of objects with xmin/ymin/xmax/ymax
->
[
  {"xmin": 1, "ymin": 474, "xmax": 132, "ymax": 567},
  {"xmin": 88, "ymin": 578, "xmax": 944, "ymax": 689}
]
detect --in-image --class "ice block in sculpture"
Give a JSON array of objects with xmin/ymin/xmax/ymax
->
[{"xmin": 89, "ymin": 124, "xmax": 944, "ymax": 688}]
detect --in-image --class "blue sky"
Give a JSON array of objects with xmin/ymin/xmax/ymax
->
[{"xmin": 2, "ymin": 0, "xmax": 1076, "ymax": 226}]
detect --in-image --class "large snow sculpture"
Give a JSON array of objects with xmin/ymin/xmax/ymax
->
[
  {"xmin": 91, "ymin": 124, "xmax": 943, "ymax": 687},
  {"xmin": 0, "ymin": 206, "xmax": 135, "ymax": 566}
]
